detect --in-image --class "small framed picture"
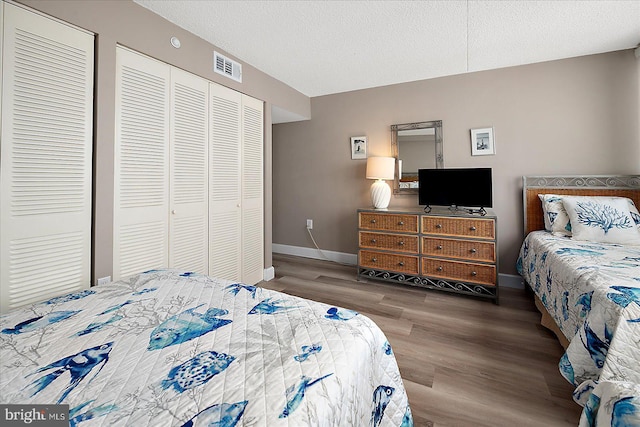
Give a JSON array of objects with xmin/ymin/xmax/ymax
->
[
  {"xmin": 350, "ymin": 136, "xmax": 367, "ymax": 159},
  {"xmin": 470, "ymin": 127, "xmax": 495, "ymax": 156}
]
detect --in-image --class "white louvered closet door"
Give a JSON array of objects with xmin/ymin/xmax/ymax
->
[
  {"xmin": 209, "ymin": 83, "xmax": 242, "ymax": 281},
  {"xmin": 169, "ymin": 68, "xmax": 209, "ymax": 273},
  {"xmin": 113, "ymin": 47, "xmax": 170, "ymax": 280},
  {"xmin": 241, "ymin": 95, "xmax": 264, "ymax": 284},
  {"xmin": 0, "ymin": 3, "xmax": 94, "ymax": 312}
]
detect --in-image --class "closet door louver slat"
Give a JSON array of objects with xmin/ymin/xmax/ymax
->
[{"xmin": 0, "ymin": 3, "xmax": 94, "ymax": 312}]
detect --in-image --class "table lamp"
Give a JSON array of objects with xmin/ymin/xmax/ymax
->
[{"xmin": 366, "ymin": 156, "xmax": 395, "ymax": 209}]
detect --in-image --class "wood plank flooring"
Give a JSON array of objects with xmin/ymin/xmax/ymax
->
[{"xmin": 260, "ymin": 254, "xmax": 582, "ymax": 427}]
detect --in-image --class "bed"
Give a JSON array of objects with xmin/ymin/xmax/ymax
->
[
  {"xmin": 517, "ymin": 175, "xmax": 640, "ymax": 426},
  {"xmin": 0, "ymin": 269, "xmax": 412, "ymax": 426}
]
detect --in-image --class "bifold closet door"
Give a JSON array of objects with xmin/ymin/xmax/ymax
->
[
  {"xmin": 113, "ymin": 47, "xmax": 170, "ymax": 280},
  {"xmin": 241, "ymin": 95, "xmax": 264, "ymax": 285},
  {"xmin": 0, "ymin": 3, "xmax": 94, "ymax": 312},
  {"xmin": 168, "ymin": 68, "xmax": 209, "ymax": 274},
  {"xmin": 114, "ymin": 48, "xmax": 209, "ymax": 280},
  {"xmin": 209, "ymin": 83, "xmax": 264, "ymax": 284},
  {"xmin": 209, "ymin": 83, "xmax": 242, "ymax": 281}
]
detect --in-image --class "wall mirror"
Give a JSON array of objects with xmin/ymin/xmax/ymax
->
[{"xmin": 391, "ymin": 120, "xmax": 443, "ymax": 194}]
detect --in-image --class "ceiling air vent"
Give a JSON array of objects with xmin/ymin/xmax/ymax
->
[{"xmin": 214, "ymin": 51, "xmax": 242, "ymax": 83}]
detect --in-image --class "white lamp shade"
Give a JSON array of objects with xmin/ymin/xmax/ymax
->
[{"xmin": 366, "ymin": 157, "xmax": 395, "ymax": 180}]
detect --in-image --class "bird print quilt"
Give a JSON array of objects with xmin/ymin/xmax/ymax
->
[
  {"xmin": 517, "ymin": 231, "xmax": 640, "ymax": 426},
  {"xmin": 0, "ymin": 270, "xmax": 413, "ymax": 426}
]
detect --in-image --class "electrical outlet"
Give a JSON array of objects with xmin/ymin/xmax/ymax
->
[
  {"xmin": 306, "ymin": 219, "xmax": 313, "ymax": 229},
  {"xmin": 97, "ymin": 276, "xmax": 111, "ymax": 286}
]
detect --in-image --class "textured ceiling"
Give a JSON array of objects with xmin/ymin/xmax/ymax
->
[{"xmin": 134, "ymin": 0, "xmax": 640, "ymax": 99}]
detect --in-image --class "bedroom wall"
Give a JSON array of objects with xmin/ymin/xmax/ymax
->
[
  {"xmin": 272, "ymin": 49, "xmax": 640, "ymax": 277},
  {"xmin": 15, "ymin": 0, "xmax": 311, "ymax": 282},
  {"xmin": 634, "ymin": 49, "xmax": 640, "ymax": 171}
]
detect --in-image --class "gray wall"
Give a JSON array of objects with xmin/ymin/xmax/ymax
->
[
  {"xmin": 18, "ymin": 0, "xmax": 311, "ymax": 282},
  {"xmin": 273, "ymin": 50, "xmax": 640, "ymax": 276}
]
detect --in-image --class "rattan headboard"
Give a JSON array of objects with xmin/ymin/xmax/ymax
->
[{"xmin": 523, "ymin": 175, "xmax": 640, "ymax": 235}]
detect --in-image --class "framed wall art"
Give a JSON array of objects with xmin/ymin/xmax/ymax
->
[
  {"xmin": 470, "ymin": 127, "xmax": 495, "ymax": 156},
  {"xmin": 350, "ymin": 136, "xmax": 367, "ymax": 159}
]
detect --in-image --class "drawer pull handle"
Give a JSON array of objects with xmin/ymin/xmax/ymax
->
[
  {"xmin": 399, "ymin": 262, "xmax": 405, "ymax": 266},
  {"xmin": 436, "ymin": 245, "xmax": 443, "ymax": 250},
  {"xmin": 398, "ymin": 241, "xmax": 405, "ymax": 246},
  {"xmin": 371, "ymin": 239, "xmax": 377, "ymax": 243},
  {"xmin": 470, "ymin": 226, "xmax": 477, "ymax": 231},
  {"xmin": 398, "ymin": 221, "xmax": 404, "ymax": 226},
  {"xmin": 470, "ymin": 248, "xmax": 477, "ymax": 253},
  {"xmin": 435, "ymin": 224, "xmax": 442, "ymax": 229},
  {"xmin": 437, "ymin": 266, "xmax": 443, "ymax": 272},
  {"xmin": 372, "ymin": 258, "xmax": 377, "ymax": 263},
  {"xmin": 371, "ymin": 219, "xmax": 377, "ymax": 224},
  {"xmin": 471, "ymin": 271, "xmax": 477, "ymax": 276}
]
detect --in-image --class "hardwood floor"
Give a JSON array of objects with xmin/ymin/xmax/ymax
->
[{"xmin": 261, "ymin": 254, "xmax": 582, "ymax": 427}]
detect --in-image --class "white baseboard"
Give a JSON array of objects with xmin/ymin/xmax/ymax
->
[
  {"xmin": 263, "ymin": 266, "xmax": 275, "ymax": 282},
  {"xmin": 272, "ymin": 244, "xmax": 524, "ymax": 289},
  {"xmin": 272, "ymin": 243, "xmax": 357, "ymax": 265}
]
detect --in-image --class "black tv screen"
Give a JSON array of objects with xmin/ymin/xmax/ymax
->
[{"xmin": 418, "ymin": 168, "xmax": 492, "ymax": 208}]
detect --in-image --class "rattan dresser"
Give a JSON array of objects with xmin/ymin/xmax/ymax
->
[{"xmin": 357, "ymin": 207, "xmax": 499, "ymax": 303}]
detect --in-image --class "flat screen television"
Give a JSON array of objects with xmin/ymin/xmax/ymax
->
[{"xmin": 418, "ymin": 168, "xmax": 492, "ymax": 210}]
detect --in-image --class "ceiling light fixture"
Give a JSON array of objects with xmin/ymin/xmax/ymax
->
[{"xmin": 170, "ymin": 37, "xmax": 181, "ymax": 49}]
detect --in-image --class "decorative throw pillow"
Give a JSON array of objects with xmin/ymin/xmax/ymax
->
[
  {"xmin": 561, "ymin": 196, "xmax": 640, "ymax": 244},
  {"xmin": 539, "ymin": 194, "xmax": 640, "ymax": 236},
  {"xmin": 539, "ymin": 194, "xmax": 572, "ymax": 236},
  {"xmin": 630, "ymin": 200, "xmax": 640, "ymax": 228}
]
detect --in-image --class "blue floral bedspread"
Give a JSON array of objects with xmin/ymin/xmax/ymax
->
[
  {"xmin": 0, "ymin": 270, "xmax": 412, "ymax": 426},
  {"xmin": 517, "ymin": 231, "xmax": 640, "ymax": 426}
]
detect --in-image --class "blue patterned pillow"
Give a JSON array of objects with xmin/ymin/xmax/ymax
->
[
  {"xmin": 538, "ymin": 194, "xmax": 572, "ymax": 236},
  {"xmin": 539, "ymin": 194, "xmax": 640, "ymax": 237},
  {"xmin": 562, "ymin": 196, "xmax": 640, "ymax": 244}
]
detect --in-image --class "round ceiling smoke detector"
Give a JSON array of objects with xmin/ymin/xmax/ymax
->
[{"xmin": 170, "ymin": 37, "xmax": 181, "ymax": 49}]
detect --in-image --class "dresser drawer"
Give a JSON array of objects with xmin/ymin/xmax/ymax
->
[
  {"xmin": 421, "ymin": 258, "xmax": 496, "ymax": 286},
  {"xmin": 421, "ymin": 216, "xmax": 495, "ymax": 239},
  {"xmin": 359, "ymin": 212, "xmax": 419, "ymax": 233},
  {"xmin": 359, "ymin": 250, "xmax": 419, "ymax": 274},
  {"xmin": 359, "ymin": 232, "xmax": 419, "ymax": 254},
  {"xmin": 421, "ymin": 237, "xmax": 495, "ymax": 262}
]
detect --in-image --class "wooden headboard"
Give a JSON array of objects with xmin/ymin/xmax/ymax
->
[{"xmin": 523, "ymin": 175, "xmax": 640, "ymax": 235}]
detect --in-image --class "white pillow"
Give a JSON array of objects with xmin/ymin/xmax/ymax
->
[
  {"xmin": 539, "ymin": 194, "xmax": 640, "ymax": 236},
  {"xmin": 539, "ymin": 194, "xmax": 572, "ymax": 236},
  {"xmin": 631, "ymin": 201, "xmax": 640, "ymax": 227},
  {"xmin": 561, "ymin": 196, "xmax": 640, "ymax": 244}
]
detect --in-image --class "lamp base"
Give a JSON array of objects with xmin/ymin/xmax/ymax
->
[{"xmin": 370, "ymin": 179, "xmax": 391, "ymax": 209}]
